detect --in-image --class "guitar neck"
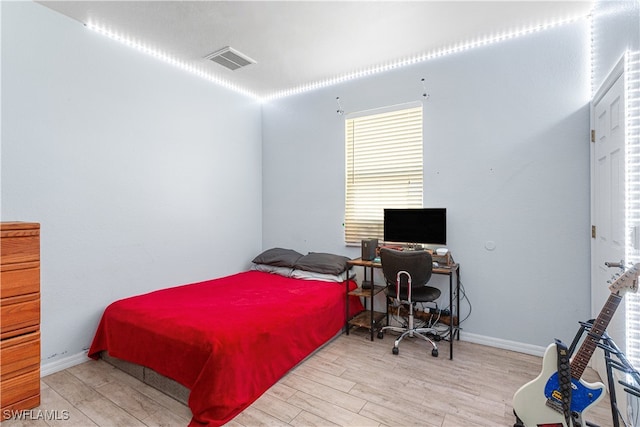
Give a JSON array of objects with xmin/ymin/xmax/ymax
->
[{"xmin": 570, "ymin": 292, "xmax": 623, "ymax": 379}]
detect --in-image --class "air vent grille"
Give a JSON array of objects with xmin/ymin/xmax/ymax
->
[{"xmin": 204, "ymin": 46, "xmax": 256, "ymax": 71}]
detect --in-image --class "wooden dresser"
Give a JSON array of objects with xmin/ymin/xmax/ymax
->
[{"xmin": 1, "ymin": 222, "xmax": 40, "ymax": 418}]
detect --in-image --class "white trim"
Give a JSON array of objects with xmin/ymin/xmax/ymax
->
[
  {"xmin": 41, "ymin": 351, "xmax": 90, "ymax": 377},
  {"xmin": 460, "ymin": 331, "xmax": 546, "ymax": 357},
  {"xmin": 624, "ymin": 50, "xmax": 640, "ymax": 368},
  {"xmin": 592, "ymin": 54, "xmax": 625, "ymax": 105}
]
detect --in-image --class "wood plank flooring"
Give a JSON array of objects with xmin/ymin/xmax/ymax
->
[{"xmin": 2, "ymin": 329, "xmax": 615, "ymax": 426}]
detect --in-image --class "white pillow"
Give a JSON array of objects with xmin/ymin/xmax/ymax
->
[
  {"xmin": 290, "ymin": 268, "xmax": 356, "ymax": 283},
  {"xmin": 250, "ymin": 263, "xmax": 293, "ymax": 277}
]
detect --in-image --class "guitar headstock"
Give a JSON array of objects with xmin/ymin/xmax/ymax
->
[{"xmin": 609, "ymin": 263, "xmax": 640, "ymax": 295}]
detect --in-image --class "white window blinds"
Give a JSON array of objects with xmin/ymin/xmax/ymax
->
[{"xmin": 344, "ymin": 104, "xmax": 423, "ymax": 244}]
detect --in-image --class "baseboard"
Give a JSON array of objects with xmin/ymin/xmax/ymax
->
[
  {"xmin": 460, "ymin": 331, "xmax": 546, "ymax": 357},
  {"xmin": 41, "ymin": 351, "xmax": 90, "ymax": 377}
]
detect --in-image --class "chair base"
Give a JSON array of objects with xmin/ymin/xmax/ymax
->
[{"xmin": 378, "ymin": 325, "xmax": 439, "ymax": 357}]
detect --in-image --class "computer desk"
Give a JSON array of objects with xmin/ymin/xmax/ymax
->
[{"xmin": 346, "ymin": 257, "xmax": 460, "ymax": 360}]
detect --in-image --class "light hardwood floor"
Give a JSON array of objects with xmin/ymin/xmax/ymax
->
[{"xmin": 2, "ymin": 329, "xmax": 614, "ymax": 427}]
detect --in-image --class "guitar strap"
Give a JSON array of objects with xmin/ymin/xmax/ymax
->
[{"xmin": 555, "ymin": 339, "xmax": 574, "ymax": 426}]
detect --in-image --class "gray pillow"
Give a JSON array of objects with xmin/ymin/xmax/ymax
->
[
  {"xmin": 294, "ymin": 252, "xmax": 351, "ymax": 275},
  {"xmin": 252, "ymin": 248, "xmax": 303, "ymax": 267}
]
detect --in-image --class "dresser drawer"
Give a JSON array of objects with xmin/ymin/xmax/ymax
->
[
  {"xmin": 1, "ymin": 332, "xmax": 40, "ymax": 381},
  {"xmin": 0, "ymin": 263, "xmax": 39, "ymax": 299},
  {"xmin": 0, "ymin": 295, "xmax": 39, "ymax": 339},
  {"xmin": 0, "ymin": 234, "xmax": 40, "ymax": 265},
  {"xmin": 0, "ymin": 368, "xmax": 40, "ymax": 409}
]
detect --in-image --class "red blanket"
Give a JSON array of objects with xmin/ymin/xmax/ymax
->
[{"xmin": 89, "ymin": 271, "xmax": 363, "ymax": 426}]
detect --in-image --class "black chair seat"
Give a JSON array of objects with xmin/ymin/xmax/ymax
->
[{"xmin": 389, "ymin": 284, "xmax": 441, "ymax": 302}]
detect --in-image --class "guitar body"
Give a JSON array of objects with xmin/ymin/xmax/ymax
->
[
  {"xmin": 514, "ymin": 264, "xmax": 640, "ymax": 427},
  {"xmin": 513, "ymin": 343, "xmax": 605, "ymax": 427}
]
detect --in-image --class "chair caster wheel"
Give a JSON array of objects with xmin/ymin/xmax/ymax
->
[
  {"xmin": 392, "ymin": 347, "xmax": 399, "ymax": 355},
  {"xmin": 377, "ymin": 331, "xmax": 384, "ymax": 339},
  {"xmin": 431, "ymin": 349, "xmax": 438, "ymax": 357}
]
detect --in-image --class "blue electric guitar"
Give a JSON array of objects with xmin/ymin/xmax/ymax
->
[{"xmin": 513, "ymin": 263, "xmax": 640, "ymax": 427}]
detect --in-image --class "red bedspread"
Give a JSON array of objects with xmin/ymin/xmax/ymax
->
[{"xmin": 89, "ymin": 271, "xmax": 363, "ymax": 426}]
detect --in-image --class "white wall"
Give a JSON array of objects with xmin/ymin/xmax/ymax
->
[
  {"xmin": 1, "ymin": 2, "xmax": 263, "ymax": 368},
  {"xmin": 262, "ymin": 20, "xmax": 592, "ymax": 349}
]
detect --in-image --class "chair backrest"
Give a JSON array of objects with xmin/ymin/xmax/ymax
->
[{"xmin": 379, "ymin": 248, "xmax": 433, "ymax": 290}]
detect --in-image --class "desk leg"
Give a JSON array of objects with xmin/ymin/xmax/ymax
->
[
  {"xmin": 369, "ymin": 266, "xmax": 374, "ymax": 341},
  {"xmin": 456, "ymin": 267, "xmax": 460, "ymax": 341},
  {"xmin": 345, "ymin": 279, "xmax": 350, "ymax": 335},
  {"xmin": 449, "ymin": 273, "xmax": 453, "ymax": 360}
]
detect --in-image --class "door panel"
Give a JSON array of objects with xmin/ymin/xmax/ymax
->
[{"xmin": 592, "ymin": 72, "xmax": 627, "ymax": 406}]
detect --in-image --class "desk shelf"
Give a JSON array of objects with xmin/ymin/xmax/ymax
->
[
  {"xmin": 346, "ymin": 261, "xmax": 387, "ymax": 341},
  {"xmin": 348, "ymin": 310, "xmax": 387, "ymax": 330},
  {"xmin": 348, "ymin": 285, "xmax": 385, "ymax": 298}
]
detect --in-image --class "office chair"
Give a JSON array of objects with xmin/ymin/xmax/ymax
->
[{"xmin": 377, "ymin": 248, "xmax": 441, "ymax": 357}]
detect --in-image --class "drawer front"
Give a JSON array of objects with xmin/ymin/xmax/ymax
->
[
  {"xmin": 1, "ymin": 332, "xmax": 40, "ymax": 381},
  {"xmin": 0, "ymin": 296, "xmax": 40, "ymax": 339},
  {"xmin": 0, "ymin": 368, "xmax": 40, "ymax": 409},
  {"xmin": 0, "ymin": 264, "xmax": 39, "ymax": 299},
  {"xmin": 0, "ymin": 235, "xmax": 39, "ymax": 265}
]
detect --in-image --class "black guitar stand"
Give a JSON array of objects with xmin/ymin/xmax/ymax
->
[
  {"xmin": 513, "ymin": 318, "xmax": 640, "ymax": 427},
  {"xmin": 567, "ymin": 319, "xmax": 640, "ymax": 427}
]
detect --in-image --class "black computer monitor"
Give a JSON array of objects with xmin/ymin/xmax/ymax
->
[{"xmin": 383, "ymin": 208, "xmax": 447, "ymax": 245}]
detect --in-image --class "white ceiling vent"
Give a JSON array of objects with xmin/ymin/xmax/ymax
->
[{"xmin": 204, "ymin": 46, "xmax": 256, "ymax": 71}]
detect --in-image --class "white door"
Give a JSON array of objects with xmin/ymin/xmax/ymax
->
[{"xmin": 591, "ymin": 69, "xmax": 627, "ymax": 396}]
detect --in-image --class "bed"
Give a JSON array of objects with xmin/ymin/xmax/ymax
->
[{"xmin": 88, "ymin": 248, "xmax": 364, "ymax": 426}]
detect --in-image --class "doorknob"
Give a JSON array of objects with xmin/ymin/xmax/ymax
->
[{"xmin": 605, "ymin": 260, "xmax": 625, "ymax": 268}]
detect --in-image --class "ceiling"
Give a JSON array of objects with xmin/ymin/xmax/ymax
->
[{"xmin": 38, "ymin": 1, "xmax": 594, "ymax": 100}]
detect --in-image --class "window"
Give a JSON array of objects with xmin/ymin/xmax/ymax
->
[{"xmin": 344, "ymin": 103, "xmax": 423, "ymax": 244}]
